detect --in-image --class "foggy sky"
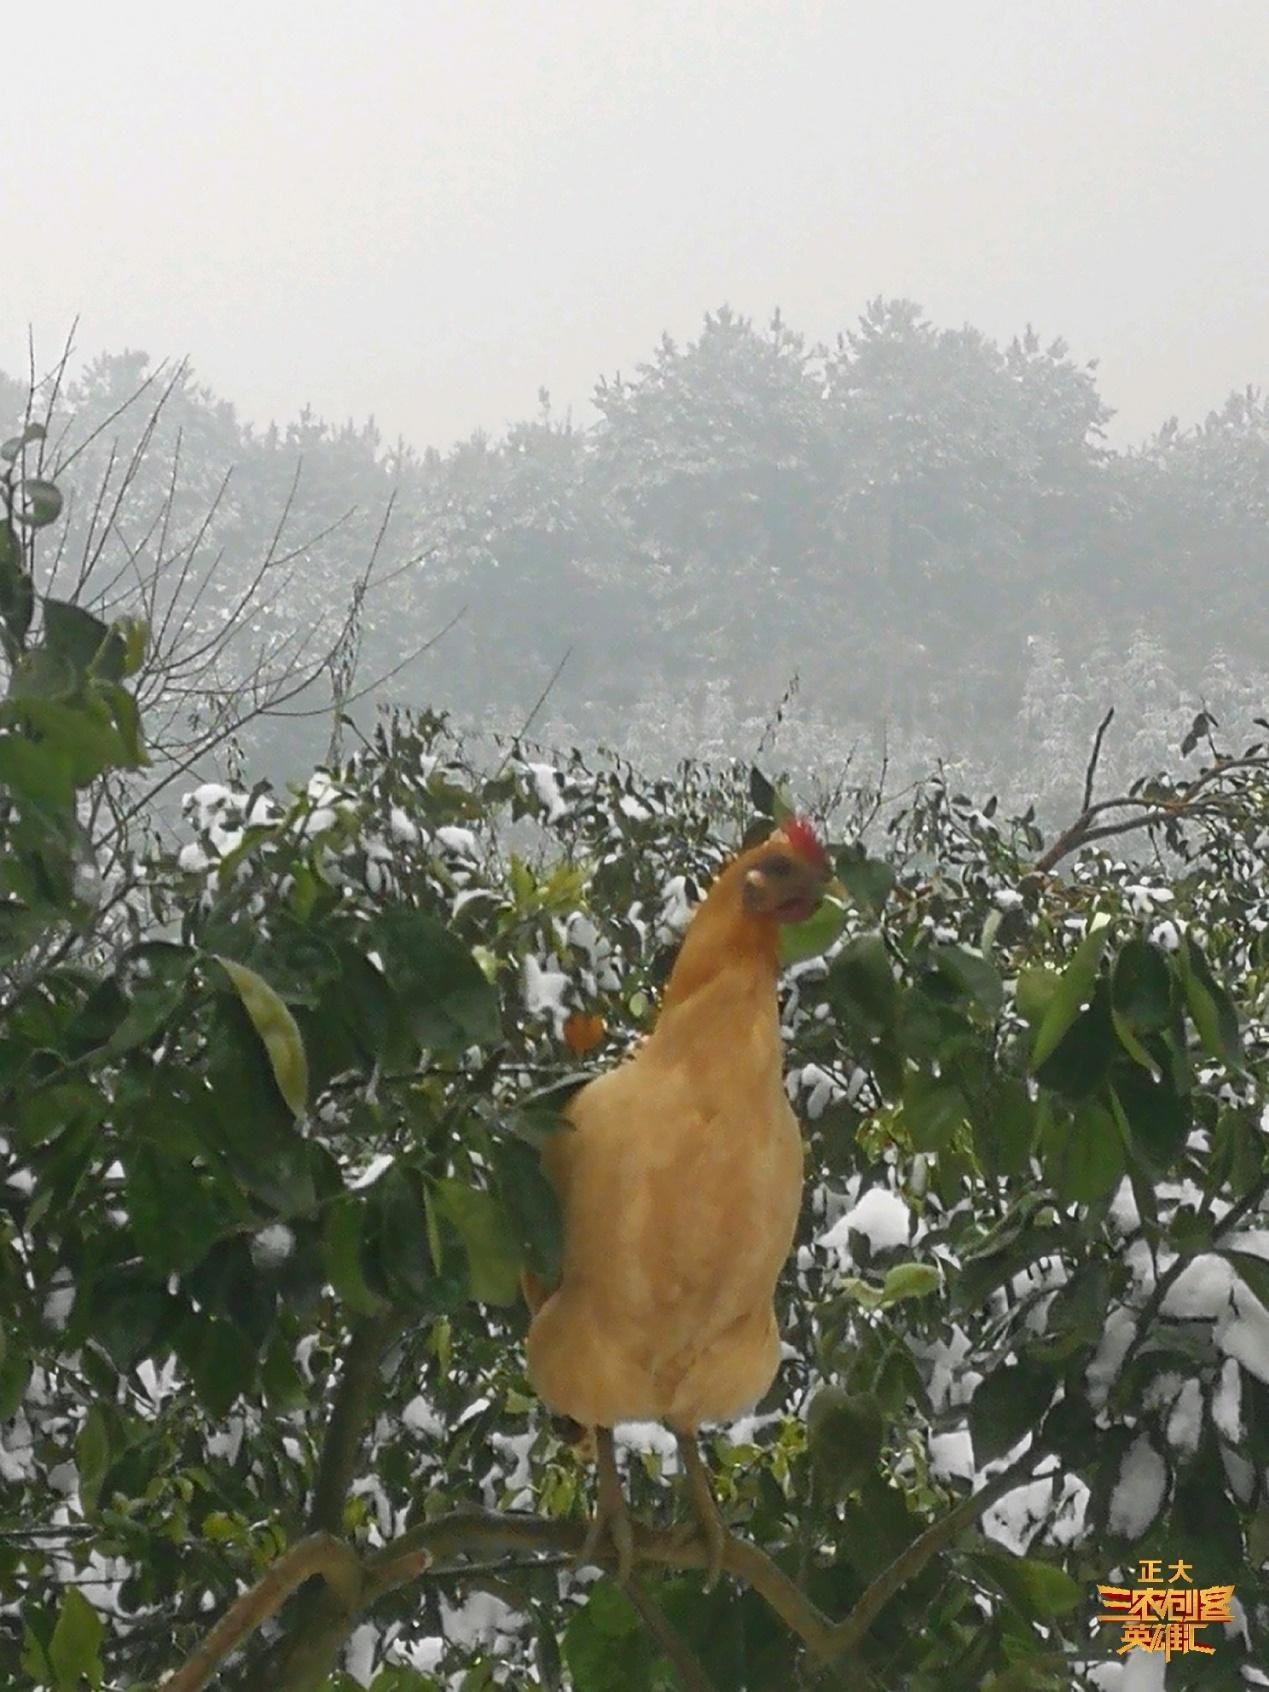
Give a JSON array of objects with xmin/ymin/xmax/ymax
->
[{"xmin": 10, "ymin": 0, "xmax": 1267, "ymax": 450}]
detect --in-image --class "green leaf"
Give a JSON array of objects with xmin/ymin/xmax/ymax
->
[
  {"xmin": 902, "ymin": 1070, "xmax": 965, "ymax": 1152},
  {"xmin": 748, "ymin": 765, "xmax": 776, "ymax": 815},
  {"xmin": 322, "ymin": 1194, "xmax": 387, "ymax": 1316},
  {"xmin": 877, "ymin": 1260, "xmax": 941, "ymax": 1303},
  {"xmin": 124, "ymin": 1148, "xmax": 226, "ymax": 1275},
  {"xmin": 1177, "ymin": 935, "xmax": 1242, "ymax": 1070},
  {"xmin": 974, "ymin": 1550, "xmax": 1081, "ymax": 1618},
  {"xmin": 930, "ymin": 943, "xmax": 1003, "ymax": 1015},
  {"xmin": 48, "ymin": 1587, "xmax": 104, "ymax": 1690},
  {"xmin": 829, "ymin": 933, "xmax": 898, "ymax": 1032},
  {"xmin": 115, "ymin": 614, "xmax": 148, "ymax": 677},
  {"xmin": 1, "ymin": 420, "xmax": 46, "ymax": 460},
  {"xmin": 0, "ymin": 732, "xmax": 75, "ymax": 806},
  {"xmin": 834, "ymin": 843, "xmax": 895, "ymax": 916},
  {"xmin": 104, "ymin": 941, "xmax": 195, "ymax": 1055},
  {"xmin": 100, "ymin": 681, "xmax": 148, "ymax": 766},
  {"xmin": 970, "ymin": 1077, "xmax": 1037, "ymax": 1178},
  {"xmin": 178, "ymin": 1315, "xmax": 258, "ymax": 1418},
  {"xmin": 1221, "ymin": 1250, "xmax": 1269, "ymax": 1311},
  {"xmin": 563, "ymin": 1582, "xmax": 651, "ymax": 1692},
  {"xmin": 0, "ymin": 522, "xmax": 34, "ymax": 645},
  {"xmin": 1111, "ymin": 937, "xmax": 1172, "ymax": 1030},
  {"xmin": 370, "ymin": 1165, "xmax": 441, "ymax": 1308},
  {"xmin": 75, "ymin": 1405, "xmax": 110, "ymax": 1516},
  {"xmin": 1015, "ymin": 965, "xmax": 1059, "ymax": 1028},
  {"xmin": 16, "ymin": 1079, "xmax": 108, "ymax": 1147},
  {"xmin": 969, "ymin": 1357, "xmax": 1055, "ymax": 1463},
  {"xmin": 806, "ymin": 1387, "xmax": 885, "ymax": 1492},
  {"xmin": 432, "ymin": 1179, "xmax": 522, "ymax": 1305},
  {"xmin": 42, "ymin": 598, "xmax": 112, "ymax": 675},
  {"xmin": 14, "ymin": 476, "xmax": 64, "ymax": 528},
  {"xmin": 489, "ymin": 1132, "xmax": 564, "ymax": 1286},
  {"xmin": 2, "ymin": 692, "xmax": 127, "ymax": 782},
  {"xmin": 1030, "ymin": 921, "xmax": 1112, "ymax": 1068},
  {"xmin": 1113, "ymin": 1062, "xmax": 1190, "ymax": 1173},
  {"xmin": 1033, "ymin": 980, "xmax": 1117, "ymax": 1100},
  {"xmin": 215, "ymin": 955, "xmax": 309, "ymax": 1117},
  {"xmin": 370, "ymin": 907, "xmax": 503, "ymax": 1052},
  {"xmin": 262, "ymin": 1335, "xmax": 308, "ymax": 1412},
  {"xmin": 840, "ymin": 1261, "xmax": 940, "ymax": 1311},
  {"xmin": 779, "ymin": 887, "xmax": 848, "ymax": 966},
  {"xmin": 1040, "ymin": 1100, "xmax": 1125, "ymax": 1204}
]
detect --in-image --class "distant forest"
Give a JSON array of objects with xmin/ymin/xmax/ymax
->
[{"xmin": 4, "ymin": 300, "xmax": 1266, "ymax": 823}]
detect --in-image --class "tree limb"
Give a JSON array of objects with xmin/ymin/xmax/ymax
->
[
  {"xmin": 172, "ymin": 1455, "xmax": 1056, "ymax": 1691},
  {"xmin": 1082, "ymin": 706, "xmax": 1115, "ymax": 812},
  {"xmin": 1034, "ymin": 749, "xmax": 1268, "ymax": 873},
  {"xmin": 158, "ymin": 1533, "xmax": 362, "ymax": 1692},
  {"xmin": 309, "ymin": 1313, "xmax": 404, "ymax": 1534}
]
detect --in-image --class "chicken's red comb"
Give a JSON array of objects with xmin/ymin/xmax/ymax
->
[{"xmin": 784, "ymin": 814, "xmax": 829, "ymax": 871}]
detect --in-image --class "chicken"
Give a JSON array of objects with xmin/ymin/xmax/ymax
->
[{"xmin": 524, "ymin": 817, "xmax": 833, "ymax": 1586}]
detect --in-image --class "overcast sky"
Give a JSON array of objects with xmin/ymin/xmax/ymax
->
[{"xmin": 9, "ymin": 0, "xmax": 1267, "ymax": 451}]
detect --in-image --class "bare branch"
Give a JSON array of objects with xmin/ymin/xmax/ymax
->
[
  {"xmin": 1082, "ymin": 705, "xmax": 1115, "ymax": 811},
  {"xmin": 1034, "ymin": 749, "xmax": 1269, "ymax": 874}
]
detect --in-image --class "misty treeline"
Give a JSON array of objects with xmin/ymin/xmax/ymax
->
[{"xmin": 3, "ymin": 298, "xmax": 1266, "ymax": 819}]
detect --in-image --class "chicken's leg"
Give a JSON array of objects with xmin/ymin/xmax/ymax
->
[
  {"xmin": 674, "ymin": 1431, "xmax": 729, "ymax": 1590},
  {"xmin": 577, "ymin": 1425, "xmax": 635, "ymax": 1584}
]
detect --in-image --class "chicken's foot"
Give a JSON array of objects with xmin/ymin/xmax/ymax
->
[
  {"xmin": 577, "ymin": 1425, "xmax": 636, "ymax": 1584},
  {"xmin": 673, "ymin": 1432, "xmax": 730, "ymax": 1591}
]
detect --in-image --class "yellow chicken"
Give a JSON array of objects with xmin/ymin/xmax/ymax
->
[{"xmin": 524, "ymin": 818, "xmax": 833, "ymax": 1585}]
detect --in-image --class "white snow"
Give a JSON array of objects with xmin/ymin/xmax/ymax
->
[
  {"xmin": 1107, "ymin": 1436, "xmax": 1167, "ymax": 1537},
  {"xmin": 1211, "ymin": 1356, "xmax": 1243, "ymax": 1442},
  {"xmin": 1160, "ymin": 1253, "xmax": 1235, "ymax": 1319},
  {"xmin": 522, "ymin": 954, "xmax": 571, "ymax": 1034},
  {"xmin": 818, "ymin": 1185, "xmax": 912, "ymax": 1257},
  {"xmin": 251, "ymin": 1223, "xmax": 295, "ymax": 1267},
  {"xmin": 1086, "ymin": 1306, "xmax": 1138, "ymax": 1409},
  {"xmin": 1166, "ymin": 1380, "xmax": 1203, "ymax": 1454},
  {"xmin": 402, "ymin": 1395, "xmax": 442, "ymax": 1436},
  {"xmin": 388, "ymin": 806, "xmax": 419, "ymax": 843},
  {"xmin": 525, "ymin": 761, "xmax": 570, "ymax": 821},
  {"xmin": 658, "ymin": 873, "xmax": 695, "ymax": 935},
  {"xmin": 435, "ymin": 825, "xmax": 479, "ymax": 857},
  {"xmin": 350, "ymin": 1153, "xmax": 395, "ymax": 1190}
]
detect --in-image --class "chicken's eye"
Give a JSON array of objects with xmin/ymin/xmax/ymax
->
[{"xmin": 757, "ymin": 853, "xmax": 795, "ymax": 877}]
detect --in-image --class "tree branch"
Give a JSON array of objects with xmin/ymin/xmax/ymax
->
[
  {"xmin": 1034, "ymin": 749, "xmax": 1268, "ymax": 873},
  {"xmin": 623, "ymin": 1572, "xmax": 720, "ymax": 1692},
  {"xmin": 309, "ymin": 1314, "xmax": 404, "ymax": 1534},
  {"xmin": 158, "ymin": 1533, "xmax": 363, "ymax": 1692},
  {"xmin": 1082, "ymin": 706, "xmax": 1115, "ymax": 812},
  {"xmin": 171, "ymin": 1454, "xmax": 1057, "ymax": 1691}
]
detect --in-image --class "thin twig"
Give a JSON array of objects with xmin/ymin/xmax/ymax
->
[
  {"xmin": 624, "ymin": 1571, "xmax": 720, "ymax": 1692},
  {"xmin": 1082, "ymin": 706, "xmax": 1115, "ymax": 812}
]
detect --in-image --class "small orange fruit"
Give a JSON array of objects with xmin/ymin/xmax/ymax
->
[{"xmin": 563, "ymin": 1011, "xmax": 605, "ymax": 1056}]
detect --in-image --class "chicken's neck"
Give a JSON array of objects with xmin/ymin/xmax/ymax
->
[{"xmin": 657, "ymin": 863, "xmax": 781, "ymax": 1020}]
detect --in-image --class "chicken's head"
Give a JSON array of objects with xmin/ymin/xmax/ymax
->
[{"xmin": 740, "ymin": 816, "xmax": 833, "ymax": 924}]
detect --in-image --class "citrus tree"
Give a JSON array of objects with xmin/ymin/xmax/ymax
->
[{"xmin": 2, "ymin": 450, "xmax": 1267, "ymax": 1690}]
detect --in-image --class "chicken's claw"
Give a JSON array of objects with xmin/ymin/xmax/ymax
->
[
  {"xmin": 675, "ymin": 1433, "xmax": 731, "ymax": 1591},
  {"xmin": 577, "ymin": 1426, "xmax": 636, "ymax": 1584}
]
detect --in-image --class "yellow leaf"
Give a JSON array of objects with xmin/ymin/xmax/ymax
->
[{"xmin": 215, "ymin": 956, "xmax": 309, "ymax": 1117}]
